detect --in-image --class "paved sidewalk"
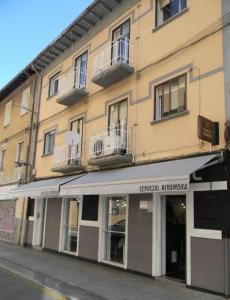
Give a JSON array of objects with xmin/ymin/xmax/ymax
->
[{"xmin": 0, "ymin": 241, "xmax": 224, "ymax": 300}]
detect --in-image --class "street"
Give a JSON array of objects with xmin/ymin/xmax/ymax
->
[{"xmin": 0, "ymin": 267, "xmax": 66, "ymax": 300}]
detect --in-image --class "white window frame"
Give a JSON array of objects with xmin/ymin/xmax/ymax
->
[
  {"xmin": 99, "ymin": 194, "xmax": 129, "ymax": 269},
  {"xmin": 16, "ymin": 140, "xmax": 25, "ymax": 165},
  {"xmin": 3, "ymin": 100, "xmax": 12, "ymax": 127},
  {"xmin": 49, "ymin": 72, "xmax": 60, "ymax": 97},
  {"xmin": 0, "ymin": 146, "xmax": 6, "ymax": 171},
  {"xmin": 20, "ymin": 87, "xmax": 30, "ymax": 116},
  {"xmin": 43, "ymin": 130, "xmax": 56, "ymax": 155}
]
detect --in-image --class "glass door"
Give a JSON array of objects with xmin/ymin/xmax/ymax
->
[
  {"xmin": 103, "ymin": 196, "xmax": 127, "ymax": 265},
  {"xmin": 111, "ymin": 20, "xmax": 130, "ymax": 65},
  {"xmin": 75, "ymin": 52, "xmax": 88, "ymax": 89},
  {"xmin": 63, "ymin": 198, "xmax": 80, "ymax": 254}
]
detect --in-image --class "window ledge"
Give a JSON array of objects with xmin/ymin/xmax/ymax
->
[
  {"xmin": 151, "ymin": 110, "xmax": 189, "ymax": 125},
  {"xmin": 153, "ymin": 8, "xmax": 189, "ymax": 33},
  {"xmin": 47, "ymin": 93, "xmax": 58, "ymax": 101},
  {"xmin": 41, "ymin": 152, "xmax": 53, "ymax": 158}
]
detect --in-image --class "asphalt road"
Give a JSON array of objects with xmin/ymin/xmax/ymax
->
[{"xmin": 0, "ymin": 267, "xmax": 67, "ymax": 300}]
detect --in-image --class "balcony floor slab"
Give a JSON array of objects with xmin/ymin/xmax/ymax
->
[
  {"xmin": 57, "ymin": 88, "xmax": 88, "ymax": 106},
  {"xmin": 89, "ymin": 153, "xmax": 133, "ymax": 168},
  {"xmin": 92, "ymin": 62, "xmax": 134, "ymax": 87}
]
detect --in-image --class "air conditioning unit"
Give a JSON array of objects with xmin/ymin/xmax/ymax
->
[{"xmin": 92, "ymin": 139, "xmax": 104, "ymax": 158}]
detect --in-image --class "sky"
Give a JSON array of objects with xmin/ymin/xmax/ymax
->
[{"xmin": 0, "ymin": 0, "xmax": 92, "ymax": 89}]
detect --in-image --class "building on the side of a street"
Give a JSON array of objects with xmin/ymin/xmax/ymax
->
[
  {"xmin": 6, "ymin": 0, "xmax": 230, "ymax": 297},
  {"xmin": 0, "ymin": 68, "xmax": 41, "ymax": 244}
]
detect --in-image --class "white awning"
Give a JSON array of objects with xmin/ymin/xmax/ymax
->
[
  {"xmin": 9, "ymin": 175, "xmax": 82, "ymax": 199},
  {"xmin": 0, "ymin": 184, "xmax": 18, "ymax": 200},
  {"xmin": 60, "ymin": 154, "xmax": 219, "ymax": 196}
]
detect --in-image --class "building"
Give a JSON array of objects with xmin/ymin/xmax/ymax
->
[
  {"xmin": 0, "ymin": 67, "xmax": 40, "ymax": 244},
  {"xmin": 6, "ymin": 0, "xmax": 230, "ymax": 297}
]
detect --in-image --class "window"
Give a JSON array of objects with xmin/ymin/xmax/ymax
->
[
  {"xmin": 0, "ymin": 148, "xmax": 6, "ymax": 171},
  {"xmin": 63, "ymin": 198, "xmax": 80, "ymax": 253},
  {"xmin": 104, "ymin": 196, "xmax": 127, "ymax": 264},
  {"xmin": 108, "ymin": 99, "xmax": 127, "ymax": 131},
  {"xmin": 20, "ymin": 87, "xmax": 30, "ymax": 116},
  {"xmin": 82, "ymin": 195, "xmax": 99, "ymax": 221},
  {"xmin": 27, "ymin": 198, "xmax": 35, "ymax": 219},
  {"xmin": 156, "ymin": 0, "xmax": 186, "ymax": 26},
  {"xmin": 43, "ymin": 130, "xmax": 56, "ymax": 155},
  {"xmin": 155, "ymin": 74, "xmax": 186, "ymax": 120},
  {"xmin": 48, "ymin": 72, "xmax": 60, "ymax": 97},
  {"xmin": 112, "ymin": 20, "xmax": 130, "ymax": 65},
  {"xmin": 75, "ymin": 52, "xmax": 88, "ymax": 89},
  {"xmin": 16, "ymin": 141, "xmax": 25, "ymax": 165},
  {"xmin": 69, "ymin": 118, "xmax": 83, "ymax": 159},
  {"xmin": 3, "ymin": 101, "xmax": 12, "ymax": 127}
]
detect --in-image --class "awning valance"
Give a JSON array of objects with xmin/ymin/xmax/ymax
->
[
  {"xmin": 9, "ymin": 175, "xmax": 81, "ymax": 199},
  {"xmin": 60, "ymin": 154, "xmax": 218, "ymax": 196},
  {"xmin": 0, "ymin": 184, "xmax": 18, "ymax": 200}
]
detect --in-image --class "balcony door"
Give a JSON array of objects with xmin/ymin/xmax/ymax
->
[
  {"xmin": 75, "ymin": 52, "xmax": 88, "ymax": 89},
  {"xmin": 108, "ymin": 100, "xmax": 127, "ymax": 154},
  {"xmin": 111, "ymin": 20, "xmax": 130, "ymax": 65},
  {"xmin": 69, "ymin": 118, "xmax": 83, "ymax": 162}
]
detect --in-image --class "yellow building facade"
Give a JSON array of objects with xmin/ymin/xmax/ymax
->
[{"xmin": 3, "ymin": 0, "xmax": 230, "ymax": 296}]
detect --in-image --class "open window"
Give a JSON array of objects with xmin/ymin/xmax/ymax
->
[
  {"xmin": 156, "ymin": 0, "xmax": 187, "ymax": 26},
  {"xmin": 48, "ymin": 72, "xmax": 60, "ymax": 97}
]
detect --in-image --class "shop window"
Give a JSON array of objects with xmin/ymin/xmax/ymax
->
[
  {"xmin": 82, "ymin": 195, "xmax": 99, "ymax": 221},
  {"xmin": 27, "ymin": 198, "xmax": 35, "ymax": 219},
  {"xmin": 154, "ymin": 74, "xmax": 186, "ymax": 120},
  {"xmin": 194, "ymin": 191, "xmax": 223, "ymax": 231},
  {"xmin": 43, "ymin": 130, "xmax": 56, "ymax": 155},
  {"xmin": 63, "ymin": 198, "xmax": 80, "ymax": 253},
  {"xmin": 104, "ymin": 196, "xmax": 127, "ymax": 264},
  {"xmin": 48, "ymin": 72, "xmax": 60, "ymax": 97},
  {"xmin": 156, "ymin": 0, "xmax": 187, "ymax": 26}
]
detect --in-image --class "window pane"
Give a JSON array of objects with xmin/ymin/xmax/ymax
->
[
  {"xmin": 163, "ymin": 83, "xmax": 170, "ymax": 115},
  {"xmin": 178, "ymin": 76, "xmax": 186, "ymax": 111},
  {"xmin": 155, "ymin": 86, "xmax": 163, "ymax": 120},
  {"xmin": 170, "ymin": 79, "xmax": 179, "ymax": 111},
  {"xmin": 64, "ymin": 199, "xmax": 79, "ymax": 253},
  {"xmin": 104, "ymin": 196, "xmax": 127, "ymax": 264},
  {"xmin": 171, "ymin": 0, "xmax": 180, "ymax": 16},
  {"xmin": 82, "ymin": 195, "xmax": 99, "ymax": 221}
]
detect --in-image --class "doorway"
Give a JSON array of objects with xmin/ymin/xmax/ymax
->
[{"xmin": 165, "ymin": 195, "xmax": 186, "ymax": 281}]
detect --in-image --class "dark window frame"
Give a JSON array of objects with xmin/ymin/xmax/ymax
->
[
  {"xmin": 48, "ymin": 72, "xmax": 60, "ymax": 98},
  {"xmin": 43, "ymin": 129, "xmax": 56, "ymax": 155},
  {"xmin": 154, "ymin": 73, "xmax": 187, "ymax": 120}
]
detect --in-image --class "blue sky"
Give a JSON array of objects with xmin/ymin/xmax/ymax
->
[{"xmin": 0, "ymin": 0, "xmax": 92, "ymax": 89}]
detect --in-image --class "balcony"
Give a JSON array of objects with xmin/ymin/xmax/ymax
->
[
  {"xmin": 0, "ymin": 166, "xmax": 26, "ymax": 186},
  {"xmin": 56, "ymin": 67, "xmax": 88, "ymax": 106},
  {"xmin": 51, "ymin": 144, "xmax": 83, "ymax": 174},
  {"xmin": 89, "ymin": 125, "xmax": 133, "ymax": 168},
  {"xmin": 92, "ymin": 38, "xmax": 135, "ymax": 87}
]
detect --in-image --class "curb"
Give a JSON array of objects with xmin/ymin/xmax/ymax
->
[{"xmin": 0, "ymin": 257, "xmax": 107, "ymax": 300}]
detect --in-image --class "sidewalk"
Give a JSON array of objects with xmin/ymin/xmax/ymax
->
[{"xmin": 0, "ymin": 241, "xmax": 224, "ymax": 300}]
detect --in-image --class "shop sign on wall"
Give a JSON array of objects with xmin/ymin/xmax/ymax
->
[{"xmin": 198, "ymin": 115, "xmax": 219, "ymax": 145}]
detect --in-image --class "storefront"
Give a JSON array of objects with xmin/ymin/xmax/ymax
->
[
  {"xmin": 0, "ymin": 184, "xmax": 18, "ymax": 242},
  {"xmin": 10, "ymin": 153, "xmax": 230, "ymax": 295}
]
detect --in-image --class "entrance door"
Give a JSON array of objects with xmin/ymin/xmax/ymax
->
[
  {"xmin": 103, "ymin": 196, "xmax": 127, "ymax": 265},
  {"xmin": 165, "ymin": 196, "xmax": 186, "ymax": 281},
  {"xmin": 62, "ymin": 198, "xmax": 80, "ymax": 254}
]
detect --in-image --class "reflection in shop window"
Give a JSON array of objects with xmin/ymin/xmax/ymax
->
[{"xmin": 104, "ymin": 196, "xmax": 127, "ymax": 265}]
